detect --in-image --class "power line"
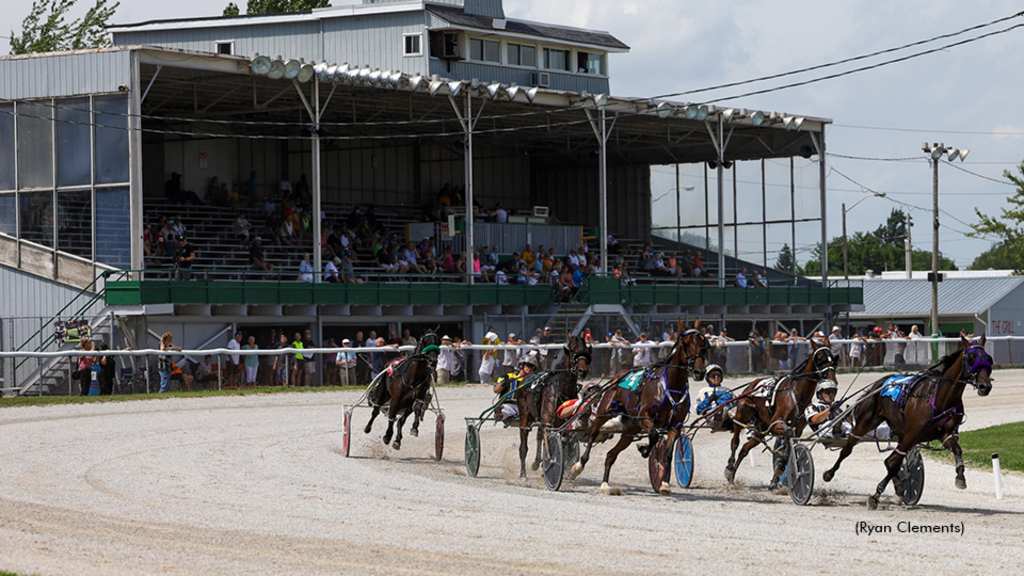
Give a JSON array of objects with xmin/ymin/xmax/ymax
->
[
  {"xmin": 941, "ymin": 159, "xmax": 1015, "ymax": 186},
  {"xmin": 833, "ymin": 123, "xmax": 1024, "ymax": 136},
  {"xmin": 652, "ymin": 11, "xmax": 1024, "ymax": 100}
]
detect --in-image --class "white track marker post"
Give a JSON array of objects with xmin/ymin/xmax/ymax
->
[{"xmin": 993, "ymin": 453, "xmax": 1003, "ymax": 500}]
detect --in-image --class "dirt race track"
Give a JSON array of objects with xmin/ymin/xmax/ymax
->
[{"xmin": 1, "ymin": 370, "xmax": 1023, "ymax": 576}]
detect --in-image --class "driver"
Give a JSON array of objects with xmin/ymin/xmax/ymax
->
[
  {"xmin": 804, "ymin": 380, "xmax": 841, "ymax": 438},
  {"xmin": 694, "ymin": 364, "xmax": 735, "ymax": 417},
  {"xmin": 493, "ymin": 353, "xmax": 540, "ymax": 422}
]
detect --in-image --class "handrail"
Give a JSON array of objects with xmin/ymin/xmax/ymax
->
[{"xmin": 13, "ymin": 271, "xmax": 108, "ymax": 355}]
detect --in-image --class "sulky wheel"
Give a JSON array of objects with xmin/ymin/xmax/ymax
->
[
  {"xmin": 343, "ymin": 409, "xmax": 353, "ymax": 458},
  {"xmin": 788, "ymin": 442, "xmax": 815, "ymax": 506},
  {"xmin": 542, "ymin": 432, "xmax": 565, "ymax": 491},
  {"xmin": 464, "ymin": 422, "xmax": 481, "ymax": 478},
  {"xmin": 434, "ymin": 413, "xmax": 446, "ymax": 461},
  {"xmin": 647, "ymin": 436, "xmax": 669, "ymax": 493},
  {"xmin": 897, "ymin": 446, "xmax": 925, "ymax": 506},
  {"xmin": 674, "ymin": 434, "xmax": 695, "ymax": 489},
  {"xmin": 562, "ymin": 433, "xmax": 581, "ymax": 475}
]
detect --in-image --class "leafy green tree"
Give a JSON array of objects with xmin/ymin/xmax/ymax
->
[
  {"xmin": 224, "ymin": 0, "xmax": 330, "ymax": 15},
  {"xmin": 9, "ymin": 0, "xmax": 119, "ymax": 55},
  {"xmin": 968, "ymin": 161, "xmax": 1024, "ymax": 273}
]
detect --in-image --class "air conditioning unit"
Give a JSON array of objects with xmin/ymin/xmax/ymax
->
[
  {"xmin": 533, "ymin": 71, "xmax": 551, "ymax": 88},
  {"xmin": 442, "ymin": 32, "xmax": 461, "ymax": 60}
]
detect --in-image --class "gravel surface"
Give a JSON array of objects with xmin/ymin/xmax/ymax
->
[{"xmin": 1, "ymin": 370, "xmax": 1023, "ymax": 575}]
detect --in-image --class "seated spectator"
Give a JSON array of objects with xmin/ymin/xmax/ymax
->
[
  {"xmin": 667, "ymin": 253, "xmax": 679, "ymax": 277},
  {"xmin": 753, "ymin": 269, "xmax": 768, "ymax": 288},
  {"xmin": 568, "ymin": 249, "xmax": 582, "ymax": 268},
  {"xmin": 280, "ymin": 216, "xmax": 297, "ymax": 246},
  {"xmin": 455, "ymin": 252, "xmax": 467, "ymax": 276},
  {"xmin": 325, "ymin": 257, "xmax": 342, "ymax": 283},
  {"xmin": 607, "ymin": 234, "xmax": 625, "ymax": 255},
  {"xmin": 522, "ymin": 244, "xmax": 536, "ymax": 268},
  {"xmin": 233, "ymin": 213, "xmax": 252, "ymax": 243},
  {"xmin": 377, "ymin": 243, "xmax": 408, "ymax": 274},
  {"xmin": 441, "ymin": 246, "xmax": 455, "ymax": 273},
  {"xmin": 171, "ymin": 216, "xmax": 187, "ymax": 239},
  {"xmin": 143, "ymin": 224, "xmax": 154, "ymax": 257},
  {"xmin": 573, "ymin": 265, "xmax": 590, "ymax": 290},
  {"xmin": 298, "ymin": 253, "xmax": 314, "ymax": 283},
  {"xmin": 495, "ymin": 268, "xmax": 509, "ymax": 285},
  {"xmin": 639, "ymin": 242, "xmax": 654, "ymax": 267},
  {"xmin": 402, "ymin": 242, "xmax": 427, "ymax": 274},
  {"xmin": 249, "ymin": 237, "xmax": 274, "ymax": 272},
  {"xmin": 651, "ymin": 252, "xmax": 673, "ymax": 276},
  {"xmin": 541, "ymin": 250, "xmax": 555, "ymax": 274},
  {"xmin": 692, "ymin": 253, "xmax": 704, "ymax": 277},
  {"xmin": 490, "ymin": 203, "xmax": 508, "ymax": 223},
  {"xmin": 339, "ymin": 253, "xmax": 364, "ymax": 284},
  {"xmin": 735, "ymin": 267, "xmax": 749, "ymax": 288},
  {"xmin": 679, "ymin": 250, "xmax": 694, "ymax": 277},
  {"xmin": 557, "ymin": 267, "xmax": 575, "ymax": 301}
]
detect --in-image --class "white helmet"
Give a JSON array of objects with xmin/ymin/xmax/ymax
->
[
  {"xmin": 815, "ymin": 380, "xmax": 838, "ymax": 397},
  {"xmin": 705, "ymin": 364, "xmax": 724, "ymax": 378}
]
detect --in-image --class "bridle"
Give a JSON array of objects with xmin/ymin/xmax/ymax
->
[
  {"xmin": 675, "ymin": 329, "xmax": 709, "ymax": 380},
  {"xmin": 563, "ymin": 335, "xmax": 593, "ymax": 378},
  {"xmin": 962, "ymin": 344, "xmax": 993, "ymax": 391}
]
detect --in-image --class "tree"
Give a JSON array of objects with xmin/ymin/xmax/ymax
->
[
  {"xmin": 9, "ymin": 0, "xmax": 119, "ymax": 55},
  {"xmin": 968, "ymin": 161, "xmax": 1024, "ymax": 273},
  {"xmin": 775, "ymin": 243, "xmax": 795, "ymax": 274},
  {"xmin": 224, "ymin": 0, "xmax": 330, "ymax": 15}
]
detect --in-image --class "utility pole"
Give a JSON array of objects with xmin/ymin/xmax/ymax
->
[
  {"xmin": 842, "ymin": 203, "xmax": 848, "ymax": 280},
  {"xmin": 905, "ymin": 213, "xmax": 913, "ymax": 279},
  {"xmin": 922, "ymin": 143, "xmax": 969, "ymax": 336}
]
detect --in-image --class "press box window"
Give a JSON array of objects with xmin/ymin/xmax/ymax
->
[
  {"xmin": 507, "ymin": 43, "xmax": 537, "ymax": 67},
  {"xmin": 577, "ymin": 51, "xmax": 606, "ymax": 75},
  {"xmin": 544, "ymin": 48, "xmax": 569, "ymax": 71},
  {"xmin": 216, "ymin": 42, "xmax": 233, "ymax": 55},
  {"xmin": 470, "ymin": 38, "xmax": 500, "ymax": 63},
  {"xmin": 404, "ymin": 34, "xmax": 422, "ymax": 56}
]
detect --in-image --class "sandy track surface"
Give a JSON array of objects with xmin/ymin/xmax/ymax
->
[{"xmin": 1, "ymin": 370, "xmax": 1023, "ymax": 575}]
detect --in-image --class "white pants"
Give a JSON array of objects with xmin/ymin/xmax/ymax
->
[
  {"xmin": 500, "ymin": 403, "xmax": 519, "ymax": 419},
  {"xmin": 245, "ymin": 366, "xmax": 258, "ymax": 384},
  {"xmin": 478, "ymin": 357, "xmax": 497, "ymax": 383}
]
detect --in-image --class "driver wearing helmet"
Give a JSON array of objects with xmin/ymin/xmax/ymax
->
[
  {"xmin": 493, "ymin": 352, "xmax": 540, "ymax": 422},
  {"xmin": 694, "ymin": 364, "xmax": 735, "ymax": 416},
  {"xmin": 804, "ymin": 380, "xmax": 842, "ymax": 438}
]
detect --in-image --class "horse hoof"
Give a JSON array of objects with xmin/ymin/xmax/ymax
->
[
  {"xmin": 893, "ymin": 494, "xmax": 903, "ymax": 506},
  {"xmin": 823, "ymin": 470, "xmax": 834, "ymax": 483},
  {"xmin": 724, "ymin": 467, "xmax": 736, "ymax": 484},
  {"xmin": 571, "ymin": 463, "xmax": 584, "ymax": 478},
  {"xmin": 531, "ymin": 461, "xmax": 540, "ymax": 471},
  {"xmin": 601, "ymin": 482, "xmax": 622, "ymax": 496},
  {"xmin": 392, "ymin": 441, "xmax": 402, "ymax": 451},
  {"xmin": 382, "ymin": 435, "xmax": 392, "ymax": 445},
  {"xmin": 867, "ymin": 497, "xmax": 878, "ymax": 510},
  {"xmin": 956, "ymin": 477, "xmax": 967, "ymax": 490},
  {"xmin": 410, "ymin": 428, "xmax": 419, "ymax": 438},
  {"xmin": 659, "ymin": 482, "xmax": 672, "ymax": 496},
  {"xmin": 363, "ymin": 425, "xmax": 372, "ymax": 434}
]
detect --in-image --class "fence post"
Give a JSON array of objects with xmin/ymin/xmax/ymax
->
[{"xmin": 217, "ymin": 353, "xmax": 222, "ymax": 391}]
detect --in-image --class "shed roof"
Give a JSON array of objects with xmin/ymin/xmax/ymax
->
[{"xmin": 842, "ymin": 277, "xmax": 1024, "ymax": 318}]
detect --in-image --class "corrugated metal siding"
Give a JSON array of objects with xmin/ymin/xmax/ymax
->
[
  {"xmin": 117, "ymin": 22, "xmax": 321, "ymax": 60},
  {"xmin": 430, "ymin": 60, "xmax": 609, "ymax": 93},
  {"xmin": 464, "ymin": 0, "xmax": 505, "ymax": 18},
  {"xmin": 0, "ymin": 50, "xmax": 132, "ymax": 100},
  {"xmin": 323, "ymin": 12, "xmax": 429, "ymax": 73},
  {"xmin": 846, "ymin": 277, "xmax": 1024, "ymax": 318},
  {"xmin": 0, "ymin": 263, "xmax": 102, "ymax": 320}
]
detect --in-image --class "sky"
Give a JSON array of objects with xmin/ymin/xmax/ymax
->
[{"xmin": 4, "ymin": 0, "xmax": 1024, "ymax": 268}]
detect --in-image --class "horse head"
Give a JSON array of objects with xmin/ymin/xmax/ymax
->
[
  {"xmin": 807, "ymin": 336, "xmax": 838, "ymax": 384},
  {"xmin": 418, "ymin": 331, "xmax": 442, "ymax": 371},
  {"xmin": 563, "ymin": 332, "xmax": 592, "ymax": 379},
  {"xmin": 677, "ymin": 318, "xmax": 709, "ymax": 381},
  {"xmin": 962, "ymin": 334, "xmax": 993, "ymax": 396}
]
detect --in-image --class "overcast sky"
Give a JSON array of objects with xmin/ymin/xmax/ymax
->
[{"xmin": 5, "ymin": 0, "xmax": 1023, "ymax": 268}]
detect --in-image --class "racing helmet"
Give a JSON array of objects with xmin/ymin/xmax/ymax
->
[
  {"xmin": 705, "ymin": 363, "xmax": 724, "ymax": 382},
  {"xmin": 815, "ymin": 380, "xmax": 838, "ymax": 398},
  {"xmin": 521, "ymin": 353, "xmax": 541, "ymax": 370}
]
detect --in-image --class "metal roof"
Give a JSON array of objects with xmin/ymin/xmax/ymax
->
[
  {"xmin": 842, "ymin": 277, "xmax": 1024, "ymax": 318},
  {"xmin": 427, "ymin": 5, "xmax": 630, "ymax": 51}
]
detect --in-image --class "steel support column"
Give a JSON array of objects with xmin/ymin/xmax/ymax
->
[{"xmin": 129, "ymin": 51, "xmax": 145, "ymax": 275}]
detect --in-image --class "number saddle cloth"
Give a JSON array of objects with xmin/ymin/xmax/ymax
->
[
  {"xmin": 879, "ymin": 374, "xmax": 923, "ymax": 410},
  {"xmin": 750, "ymin": 376, "xmax": 780, "ymax": 412}
]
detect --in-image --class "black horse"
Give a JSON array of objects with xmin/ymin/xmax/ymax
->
[
  {"xmin": 515, "ymin": 333, "xmax": 592, "ymax": 478},
  {"xmin": 364, "ymin": 331, "xmax": 441, "ymax": 451}
]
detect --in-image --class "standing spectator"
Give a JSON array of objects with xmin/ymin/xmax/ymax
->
[
  {"xmin": 245, "ymin": 171, "xmax": 258, "ymax": 200},
  {"xmin": 336, "ymin": 339, "xmax": 357, "ymax": 386},
  {"xmin": 829, "ymin": 326, "xmax": 845, "ymax": 366},
  {"xmin": 451, "ymin": 336, "xmax": 467, "ymax": 380},
  {"xmin": 436, "ymin": 335, "xmax": 456, "ymax": 383},
  {"xmin": 172, "ymin": 236, "xmax": 195, "ymax": 281},
  {"xmin": 75, "ymin": 338, "xmax": 96, "ymax": 396},
  {"xmin": 371, "ymin": 337, "xmax": 393, "ymax": 378},
  {"xmin": 353, "ymin": 330, "xmax": 367, "ymax": 385},
  {"xmin": 249, "ymin": 237, "xmax": 274, "ymax": 272},
  {"xmin": 242, "ymin": 336, "xmax": 259, "ymax": 385},
  {"xmin": 634, "ymin": 332, "xmax": 653, "ymax": 369},
  {"xmin": 157, "ymin": 333, "xmax": 181, "ymax": 394},
  {"xmin": 539, "ymin": 326, "xmax": 554, "ymax": 371},
  {"xmin": 272, "ymin": 334, "xmax": 290, "ymax": 386},
  {"xmin": 298, "ymin": 253, "xmax": 314, "ymax": 283},
  {"xmin": 885, "ymin": 323, "xmax": 910, "ymax": 368},
  {"xmin": 749, "ymin": 329, "xmax": 766, "ymax": 373},
  {"xmin": 402, "ymin": 329, "xmax": 418, "ymax": 356},
  {"xmin": 849, "ymin": 330, "xmax": 866, "ymax": 367},
  {"xmin": 289, "ymin": 332, "xmax": 306, "ymax": 387},
  {"xmin": 233, "ymin": 213, "xmax": 252, "ymax": 243},
  {"xmin": 503, "ymin": 333, "xmax": 521, "ymax": 375},
  {"xmin": 302, "ymin": 328, "xmax": 318, "ymax": 386},
  {"xmin": 96, "ymin": 344, "xmax": 117, "ymax": 396},
  {"xmin": 478, "ymin": 327, "xmax": 501, "ymax": 383},
  {"xmin": 322, "ymin": 338, "xmax": 339, "ymax": 386},
  {"xmin": 365, "ymin": 332, "xmax": 380, "ymax": 379},
  {"xmin": 227, "ymin": 331, "xmax": 242, "ymax": 386}
]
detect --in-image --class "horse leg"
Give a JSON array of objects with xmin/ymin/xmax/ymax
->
[
  {"xmin": 727, "ymin": 431, "xmax": 761, "ymax": 484},
  {"xmin": 364, "ymin": 405, "xmax": 380, "ymax": 434},
  {"xmin": 532, "ymin": 426, "xmax": 543, "ymax": 471},
  {"xmin": 518, "ymin": 425, "xmax": 530, "ymax": 478},
  {"xmin": 823, "ymin": 442, "xmax": 855, "ymax": 483},
  {"xmin": 769, "ymin": 435, "xmax": 789, "ymax": 490},
  {"xmin": 382, "ymin": 414, "xmax": 395, "ymax": 446},
  {"xmin": 868, "ymin": 449, "xmax": 905, "ymax": 509},
  {"xmin": 572, "ymin": 413, "xmax": 611, "ymax": 478},
  {"xmin": 658, "ymin": 428, "xmax": 680, "ymax": 496},
  {"xmin": 600, "ymin": 433, "xmax": 635, "ymax": 496},
  {"xmin": 944, "ymin": 432, "xmax": 967, "ymax": 489},
  {"xmin": 392, "ymin": 407, "xmax": 413, "ymax": 451}
]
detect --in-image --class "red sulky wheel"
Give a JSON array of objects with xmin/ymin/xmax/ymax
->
[
  {"xmin": 435, "ymin": 413, "xmax": 446, "ymax": 461},
  {"xmin": 343, "ymin": 409, "xmax": 353, "ymax": 458}
]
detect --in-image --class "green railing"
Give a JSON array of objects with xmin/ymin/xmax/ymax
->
[{"xmin": 104, "ymin": 270, "xmax": 863, "ymax": 308}]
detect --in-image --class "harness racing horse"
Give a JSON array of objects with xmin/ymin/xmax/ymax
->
[
  {"xmin": 822, "ymin": 335, "xmax": 993, "ymax": 509},
  {"xmin": 515, "ymin": 333, "xmax": 592, "ymax": 478},
  {"xmin": 363, "ymin": 331, "xmax": 442, "ymax": 451},
  {"xmin": 571, "ymin": 320, "xmax": 708, "ymax": 496},
  {"xmin": 725, "ymin": 337, "xmax": 837, "ymax": 488}
]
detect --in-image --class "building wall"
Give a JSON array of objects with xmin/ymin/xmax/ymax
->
[
  {"xmin": 116, "ymin": 22, "xmax": 323, "ymax": 62},
  {"xmin": 429, "ymin": 60, "xmax": 609, "ymax": 93},
  {"xmin": 0, "ymin": 263, "xmax": 105, "ymax": 352},
  {"xmin": 988, "ymin": 283, "xmax": 1024, "ymax": 365},
  {"xmin": 0, "ymin": 50, "xmax": 132, "ymax": 101},
  {"xmin": 322, "ymin": 12, "xmax": 430, "ymax": 74}
]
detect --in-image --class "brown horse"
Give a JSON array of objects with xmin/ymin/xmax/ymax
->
[
  {"xmin": 571, "ymin": 319, "xmax": 708, "ymax": 495},
  {"xmin": 725, "ymin": 337, "xmax": 837, "ymax": 488},
  {"xmin": 822, "ymin": 335, "xmax": 993, "ymax": 508},
  {"xmin": 514, "ymin": 333, "xmax": 592, "ymax": 478},
  {"xmin": 363, "ymin": 331, "xmax": 441, "ymax": 450}
]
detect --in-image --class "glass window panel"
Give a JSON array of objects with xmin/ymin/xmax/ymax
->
[
  {"xmin": 0, "ymin": 194, "xmax": 15, "ymax": 236},
  {"xmin": 587, "ymin": 53, "xmax": 605, "ymax": 75},
  {"xmin": 522, "ymin": 46, "xmax": 536, "ymax": 67},
  {"xmin": 545, "ymin": 49, "xmax": 567, "ymax": 71},
  {"xmin": 470, "ymin": 38, "xmax": 483, "ymax": 61},
  {"xmin": 16, "ymin": 101, "xmax": 53, "ymax": 190},
  {"xmin": 0, "ymin": 104, "xmax": 14, "ymax": 190},
  {"xmin": 96, "ymin": 186, "xmax": 130, "ymax": 269},
  {"xmin": 483, "ymin": 40, "xmax": 500, "ymax": 63},
  {"xmin": 57, "ymin": 189, "xmax": 92, "ymax": 259},
  {"xmin": 507, "ymin": 44, "xmax": 520, "ymax": 66},
  {"xmin": 94, "ymin": 96, "xmax": 129, "ymax": 184},
  {"xmin": 57, "ymin": 98, "xmax": 92, "ymax": 187},
  {"xmin": 19, "ymin": 190, "xmax": 54, "ymax": 247}
]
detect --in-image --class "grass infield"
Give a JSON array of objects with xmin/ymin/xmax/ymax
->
[
  {"xmin": 0, "ymin": 382, "xmax": 473, "ymax": 409},
  {"xmin": 932, "ymin": 421, "xmax": 1024, "ymax": 474}
]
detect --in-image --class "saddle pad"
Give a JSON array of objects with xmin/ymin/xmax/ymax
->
[
  {"xmin": 383, "ymin": 357, "xmax": 406, "ymax": 377},
  {"xmin": 880, "ymin": 374, "xmax": 916, "ymax": 402},
  {"xmin": 617, "ymin": 370, "xmax": 647, "ymax": 392},
  {"xmin": 751, "ymin": 377, "xmax": 778, "ymax": 400},
  {"xmin": 524, "ymin": 372, "xmax": 550, "ymax": 392}
]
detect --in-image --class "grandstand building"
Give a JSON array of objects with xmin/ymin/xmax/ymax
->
[{"xmin": 0, "ymin": 0, "xmax": 863, "ymax": 393}]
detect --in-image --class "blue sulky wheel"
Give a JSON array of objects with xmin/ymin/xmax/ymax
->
[{"xmin": 674, "ymin": 435, "xmax": 695, "ymax": 489}]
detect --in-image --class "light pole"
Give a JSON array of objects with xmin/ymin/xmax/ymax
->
[
  {"xmin": 922, "ymin": 143, "xmax": 969, "ymax": 336},
  {"xmin": 842, "ymin": 192, "xmax": 886, "ymax": 279}
]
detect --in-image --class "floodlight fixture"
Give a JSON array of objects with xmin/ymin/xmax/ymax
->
[
  {"xmin": 525, "ymin": 86, "xmax": 539, "ymax": 103},
  {"xmin": 334, "ymin": 63, "xmax": 350, "ymax": 83},
  {"xmin": 783, "ymin": 116, "xmax": 805, "ymax": 130},
  {"xmin": 487, "ymin": 82, "xmax": 504, "ymax": 100},
  {"xmin": 656, "ymin": 102, "xmax": 672, "ymax": 119},
  {"xmin": 685, "ymin": 104, "xmax": 709, "ymax": 121},
  {"xmin": 429, "ymin": 79, "xmax": 445, "ymax": 96},
  {"xmin": 747, "ymin": 110, "xmax": 765, "ymax": 126},
  {"xmin": 296, "ymin": 62, "xmax": 315, "ymax": 83},
  {"xmin": 358, "ymin": 66, "xmax": 372, "ymax": 83},
  {"xmin": 721, "ymin": 108, "xmax": 736, "ymax": 123},
  {"xmin": 368, "ymin": 69, "xmax": 383, "ymax": 85},
  {"xmin": 448, "ymin": 80, "xmax": 465, "ymax": 97},
  {"xmin": 593, "ymin": 93, "xmax": 608, "ymax": 108},
  {"xmin": 958, "ymin": 149, "xmax": 970, "ymax": 162},
  {"xmin": 283, "ymin": 59, "xmax": 301, "ymax": 79},
  {"xmin": 389, "ymin": 71, "xmax": 403, "ymax": 87},
  {"xmin": 930, "ymin": 147, "xmax": 945, "ymax": 160},
  {"xmin": 408, "ymin": 74, "xmax": 425, "ymax": 91},
  {"xmin": 314, "ymin": 61, "xmax": 329, "ymax": 81},
  {"xmin": 470, "ymin": 78, "xmax": 481, "ymax": 90},
  {"xmin": 268, "ymin": 59, "xmax": 285, "ymax": 80},
  {"xmin": 506, "ymin": 84, "xmax": 521, "ymax": 101},
  {"xmin": 251, "ymin": 55, "xmax": 272, "ymax": 75}
]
